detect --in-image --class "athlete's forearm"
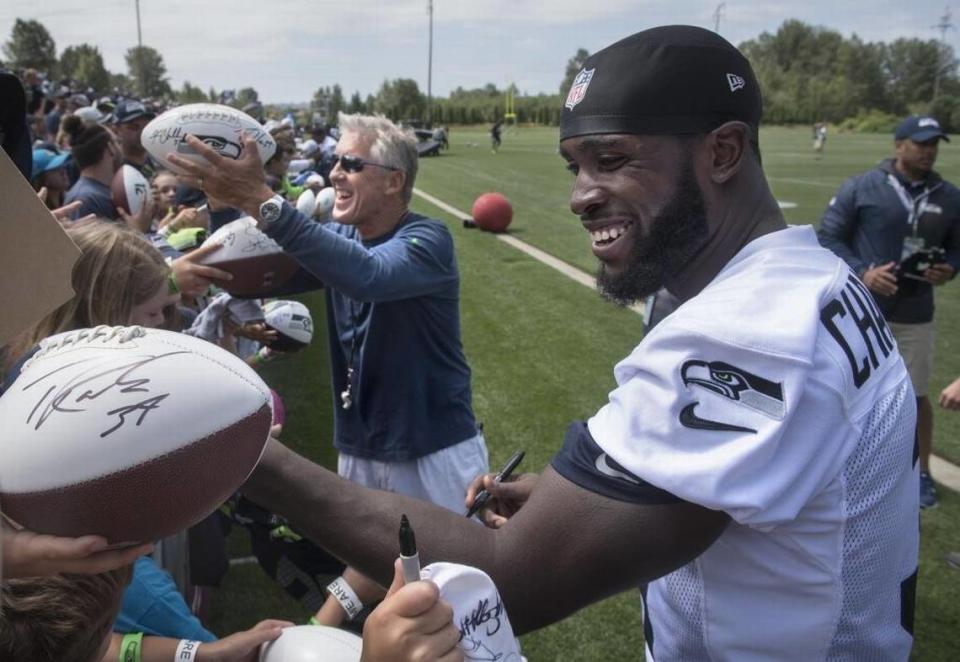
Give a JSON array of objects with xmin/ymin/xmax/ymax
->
[
  {"xmin": 242, "ymin": 439, "xmax": 727, "ymax": 633},
  {"xmin": 243, "ymin": 440, "xmax": 595, "ymax": 633},
  {"xmin": 243, "ymin": 439, "xmax": 498, "ymax": 588}
]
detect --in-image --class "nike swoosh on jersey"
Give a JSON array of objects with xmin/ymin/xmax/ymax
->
[
  {"xmin": 594, "ymin": 453, "xmax": 640, "ymax": 484},
  {"xmin": 679, "ymin": 403, "xmax": 756, "ymax": 433}
]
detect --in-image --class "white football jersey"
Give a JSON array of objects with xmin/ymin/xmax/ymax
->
[{"xmin": 588, "ymin": 226, "xmax": 918, "ymax": 661}]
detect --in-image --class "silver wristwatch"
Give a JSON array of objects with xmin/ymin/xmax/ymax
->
[{"xmin": 258, "ymin": 194, "xmax": 285, "ymax": 226}]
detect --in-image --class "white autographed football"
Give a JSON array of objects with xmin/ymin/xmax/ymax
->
[
  {"xmin": 259, "ymin": 625, "xmax": 362, "ymax": 662},
  {"xmin": 111, "ymin": 164, "xmax": 150, "ymax": 216},
  {"xmin": 199, "ymin": 217, "xmax": 299, "ymax": 296},
  {"xmin": 0, "ymin": 325, "xmax": 273, "ymax": 545},
  {"xmin": 141, "ymin": 103, "xmax": 277, "ymax": 175},
  {"xmin": 264, "ymin": 300, "xmax": 314, "ymax": 352}
]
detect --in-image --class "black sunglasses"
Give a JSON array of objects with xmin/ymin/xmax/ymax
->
[{"xmin": 332, "ymin": 153, "xmax": 399, "ymax": 173}]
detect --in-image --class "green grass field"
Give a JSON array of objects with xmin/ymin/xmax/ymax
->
[{"xmin": 208, "ymin": 126, "xmax": 960, "ymax": 660}]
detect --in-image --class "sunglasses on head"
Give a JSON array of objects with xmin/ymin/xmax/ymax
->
[{"xmin": 332, "ymin": 153, "xmax": 399, "ymax": 173}]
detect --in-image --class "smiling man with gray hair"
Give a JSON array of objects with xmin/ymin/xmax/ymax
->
[{"xmin": 172, "ymin": 111, "xmax": 488, "ymax": 511}]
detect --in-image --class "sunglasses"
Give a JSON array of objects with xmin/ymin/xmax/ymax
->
[{"xmin": 332, "ymin": 153, "xmax": 399, "ymax": 174}]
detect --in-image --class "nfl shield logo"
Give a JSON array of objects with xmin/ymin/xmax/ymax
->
[{"xmin": 565, "ymin": 68, "xmax": 595, "ymax": 110}]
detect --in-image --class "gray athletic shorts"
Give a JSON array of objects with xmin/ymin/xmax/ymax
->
[
  {"xmin": 889, "ymin": 321, "xmax": 935, "ymax": 397},
  {"xmin": 338, "ymin": 432, "xmax": 489, "ymax": 514}
]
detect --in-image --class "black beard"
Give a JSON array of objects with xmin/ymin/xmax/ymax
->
[{"xmin": 596, "ymin": 159, "xmax": 709, "ymax": 306}]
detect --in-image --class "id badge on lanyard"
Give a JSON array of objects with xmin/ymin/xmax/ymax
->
[
  {"xmin": 887, "ymin": 174, "xmax": 928, "ymax": 260},
  {"xmin": 902, "ymin": 235, "xmax": 925, "ymax": 262}
]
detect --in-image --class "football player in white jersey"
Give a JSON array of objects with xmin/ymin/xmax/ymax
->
[{"xmin": 225, "ymin": 25, "xmax": 918, "ymax": 661}]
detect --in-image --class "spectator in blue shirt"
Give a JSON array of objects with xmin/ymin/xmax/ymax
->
[
  {"xmin": 63, "ymin": 118, "xmax": 123, "ymax": 220},
  {"xmin": 44, "ymin": 87, "xmax": 68, "ymax": 141}
]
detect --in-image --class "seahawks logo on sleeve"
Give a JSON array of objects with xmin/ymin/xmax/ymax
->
[{"xmin": 679, "ymin": 360, "xmax": 785, "ymax": 433}]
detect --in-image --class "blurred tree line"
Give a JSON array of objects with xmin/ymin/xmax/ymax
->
[
  {"xmin": 2, "ymin": 18, "xmax": 171, "ymax": 98},
  {"xmin": 5, "ymin": 16, "xmax": 959, "ymax": 131},
  {"xmin": 740, "ymin": 19, "xmax": 960, "ymax": 130}
]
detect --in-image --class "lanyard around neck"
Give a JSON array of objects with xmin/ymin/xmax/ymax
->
[{"xmin": 886, "ymin": 174, "xmax": 931, "ymax": 237}]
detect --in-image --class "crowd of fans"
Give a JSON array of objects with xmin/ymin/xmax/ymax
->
[{"xmin": 2, "ymin": 68, "xmax": 470, "ymax": 662}]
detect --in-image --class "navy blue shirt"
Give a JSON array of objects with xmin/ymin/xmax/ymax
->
[
  {"xmin": 818, "ymin": 159, "xmax": 960, "ymax": 323},
  {"xmin": 65, "ymin": 176, "xmax": 118, "ymax": 220},
  {"xmin": 44, "ymin": 109, "xmax": 61, "ymax": 139},
  {"xmin": 265, "ymin": 204, "xmax": 477, "ymax": 461}
]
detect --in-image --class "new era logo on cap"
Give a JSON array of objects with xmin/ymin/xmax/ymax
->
[
  {"xmin": 727, "ymin": 73, "xmax": 745, "ymax": 92},
  {"xmin": 565, "ymin": 68, "xmax": 596, "ymax": 110},
  {"xmin": 919, "ymin": 117, "xmax": 940, "ymax": 128}
]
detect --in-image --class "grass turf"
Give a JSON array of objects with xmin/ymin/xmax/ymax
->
[{"xmin": 207, "ymin": 126, "xmax": 960, "ymax": 660}]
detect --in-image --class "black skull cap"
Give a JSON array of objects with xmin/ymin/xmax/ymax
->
[{"xmin": 560, "ymin": 25, "xmax": 762, "ymax": 142}]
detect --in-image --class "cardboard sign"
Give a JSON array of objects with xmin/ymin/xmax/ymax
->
[{"xmin": 0, "ymin": 148, "xmax": 79, "ymax": 346}]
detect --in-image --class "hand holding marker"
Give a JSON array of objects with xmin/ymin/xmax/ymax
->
[{"xmin": 465, "ymin": 450, "xmax": 525, "ymax": 519}]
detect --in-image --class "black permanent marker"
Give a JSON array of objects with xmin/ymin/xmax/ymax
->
[
  {"xmin": 399, "ymin": 514, "xmax": 420, "ymax": 583},
  {"xmin": 466, "ymin": 449, "xmax": 525, "ymax": 519}
]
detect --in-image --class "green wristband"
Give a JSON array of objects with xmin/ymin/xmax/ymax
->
[
  {"xmin": 167, "ymin": 271, "xmax": 180, "ymax": 295},
  {"xmin": 308, "ymin": 616, "xmax": 321, "ymax": 626},
  {"xmin": 119, "ymin": 632, "xmax": 143, "ymax": 662}
]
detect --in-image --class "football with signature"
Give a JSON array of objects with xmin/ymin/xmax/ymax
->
[
  {"xmin": 199, "ymin": 217, "xmax": 299, "ymax": 296},
  {"xmin": 141, "ymin": 103, "xmax": 277, "ymax": 176},
  {"xmin": 0, "ymin": 325, "xmax": 273, "ymax": 545},
  {"xmin": 111, "ymin": 164, "xmax": 150, "ymax": 216}
]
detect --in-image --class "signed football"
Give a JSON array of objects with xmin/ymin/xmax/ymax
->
[
  {"xmin": 0, "ymin": 325, "xmax": 273, "ymax": 545},
  {"xmin": 111, "ymin": 164, "xmax": 150, "ymax": 216},
  {"xmin": 263, "ymin": 300, "xmax": 314, "ymax": 352},
  {"xmin": 198, "ymin": 217, "xmax": 299, "ymax": 296},
  {"xmin": 259, "ymin": 625, "xmax": 362, "ymax": 662},
  {"xmin": 141, "ymin": 103, "xmax": 277, "ymax": 175}
]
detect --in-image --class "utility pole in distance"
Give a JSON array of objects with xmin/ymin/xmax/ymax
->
[
  {"xmin": 932, "ymin": 6, "xmax": 955, "ymax": 102},
  {"xmin": 135, "ymin": 0, "xmax": 145, "ymax": 96},
  {"xmin": 427, "ymin": 0, "xmax": 434, "ymax": 124},
  {"xmin": 713, "ymin": 3, "xmax": 726, "ymax": 34}
]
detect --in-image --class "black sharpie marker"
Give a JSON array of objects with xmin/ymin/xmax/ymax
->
[
  {"xmin": 399, "ymin": 514, "xmax": 420, "ymax": 583},
  {"xmin": 466, "ymin": 449, "xmax": 525, "ymax": 519}
]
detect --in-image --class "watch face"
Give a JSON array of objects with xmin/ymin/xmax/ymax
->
[{"xmin": 261, "ymin": 200, "xmax": 281, "ymax": 223}]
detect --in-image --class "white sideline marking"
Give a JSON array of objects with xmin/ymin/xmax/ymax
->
[
  {"xmin": 413, "ymin": 187, "xmax": 644, "ymax": 317},
  {"xmin": 229, "ymin": 555, "xmax": 258, "ymax": 566},
  {"xmin": 777, "ymin": 201, "xmax": 798, "ymax": 209},
  {"xmin": 767, "ymin": 176, "xmax": 838, "ymax": 189},
  {"xmin": 931, "ymin": 455, "xmax": 960, "ymax": 493}
]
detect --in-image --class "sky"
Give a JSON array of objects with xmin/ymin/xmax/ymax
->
[{"xmin": 2, "ymin": 1, "xmax": 958, "ymax": 104}]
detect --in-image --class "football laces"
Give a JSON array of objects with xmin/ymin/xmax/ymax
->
[{"xmin": 26, "ymin": 326, "xmax": 146, "ymax": 367}]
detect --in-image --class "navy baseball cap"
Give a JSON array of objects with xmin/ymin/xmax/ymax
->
[
  {"xmin": 560, "ymin": 25, "xmax": 762, "ymax": 142},
  {"xmin": 31, "ymin": 149, "xmax": 71, "ymax": 179},
  {"xmin": 895, "ymin": 116, "xmax": 950, "ymax": 143},
  {"xmin": 112, "ymin": 99, "xmax": 155, "ymax": 124}
]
